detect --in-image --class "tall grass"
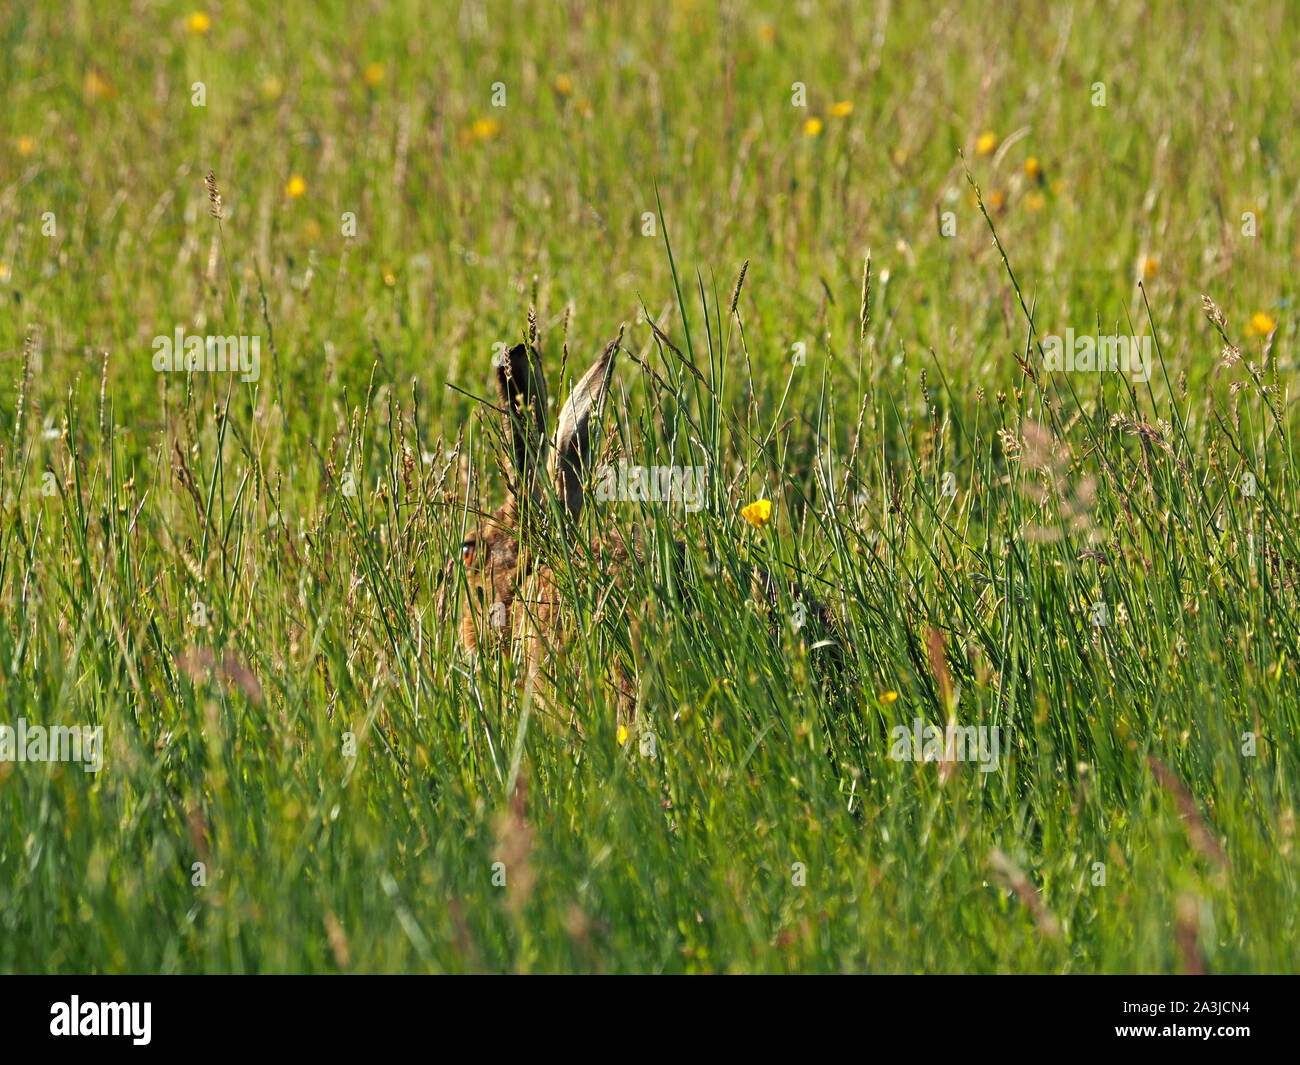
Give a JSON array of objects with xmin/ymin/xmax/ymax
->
[{"xmin": 0, "ymin": 0, "xmax": 1297, "ymax": 973}]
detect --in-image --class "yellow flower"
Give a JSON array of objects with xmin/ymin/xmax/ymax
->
[
  {"xmin": 975, "ymin": 130, "xmax": 998, "ymax": 155},
  {"xmin": 879, "ymin": 690, "xmax": 899, "ymax": 705},
  {"xmin": 467, "ymin": 117, "xmax": 500, "ymax": 142},
  {"xmin": 362, "ymin": 62, "xmax": 385, "ymax": 88},
  {"xmin": 184, "ymin": 12, "xmax": 211, "ymax": 35},
  {"xmin": 830, "ymin": 100, "xmax": 853, "ymax": 118},
  {"xmin": 1142, "ymin": 256, "xmax": 1159, "ymax": 280},
  {"xmin": 803, "ymin": 117, "xmax": 823, "ymax": 137},
  {"xmin": 83, "ymin": 70, "xmax": 115, "ymax": 101},
  {"xmin": 1247, "ymin": 311, "xmax": 1277, "ymax": 337},
  {"xmin": 741, "ymin": 499, "xmax": 772, "ymax": 527},
  {"xmin": 16, "ymin": 136, "xmax": 35, "ymax": 157},
  {"xmin": 285, "ymin": 175, "xmax": 306, "ymax": 198},
  {"xmin": 261, "ymin": 75, "xmax": 283, "ymax": 101},
  {"xmin": 1024, "ymin": 191, "xmax": 1046, "ymax": 212},
  {"xmin": 891, "ymin": 146, "xmax": 908, "ymax": 166},
  {"xmin": 757, "ymin": 23, "xmax": 776, "ymax": 43},
  {"xmin": 553, "ymin": 73, "xmax": 573, "ymax": 97},
  {"xmin": 616, "ymin": 724, "xmax": 629, "ymax": 746},
  {"xmin": 0, "ymin": 263, "xmax": 11, "ymax": 284},
  {"xmin": 382, "ymin": 267, "xmax": 397, "ymax": 287},
  {"xmin": 1024, "ymin": 156, "xmax": 1042, "ymax": 180},
  {"xmin": 988, "ymin": 189, "xmax": 1006, "ymax": 211}
]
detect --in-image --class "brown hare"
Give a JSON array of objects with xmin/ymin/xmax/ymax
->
[
  {"xmin": 442, "ymin": 331, "xmax": 845, "ymax": 732},
  {"xmin": 446, "ymin": 334, "xmax": 640, "ymax": 727}
]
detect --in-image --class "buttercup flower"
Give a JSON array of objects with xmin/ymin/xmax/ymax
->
[
  {"xmin": 84, "ymin": 70, "xmax": 115, "ymax": 101},
  {"xmin": 1247, "ymin": 311, "xmax": 1277, "ymax": 337},
  {"xmin": 741, "ymin": 499, "xmax": 773, "ymax": 527},
  {"xmin": 465, "ymin": 117, "xmax": 501, "ymax": 143}
]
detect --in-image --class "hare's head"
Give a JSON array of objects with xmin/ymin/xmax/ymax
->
[{"xmin": 451, "ymin": 334, "xmax": 619, "ymax": 651}]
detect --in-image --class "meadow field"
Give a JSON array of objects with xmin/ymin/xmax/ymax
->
[{"xmin": 1, "ymin": 0, "xmax": 1298, "ymax": 973}]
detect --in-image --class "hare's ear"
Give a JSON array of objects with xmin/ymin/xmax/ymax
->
[
  {"xmin": 551, "ymin": 333, "xmax": 619, "ymax": 519},
  {"xmin": 496, "ymin": 343, "xmax": 549, "ymax": 502}
]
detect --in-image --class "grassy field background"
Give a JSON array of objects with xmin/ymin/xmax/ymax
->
[{"xmin": 2, "ymin": 0, "xmax": 1298, "ymax": 972}]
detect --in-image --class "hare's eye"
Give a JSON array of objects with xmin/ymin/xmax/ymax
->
[{"xmin": 461, "ymin": 542, "xmax": 476, "ymax": 566}]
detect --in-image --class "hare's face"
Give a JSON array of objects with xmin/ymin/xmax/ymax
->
[
  {"xmin": 457, "ymin": 504, "xmax": 527, "ymax": 650},
  {"xmin": 447, "ymin": 333, "xmax": 621, "ymax": 656}
]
